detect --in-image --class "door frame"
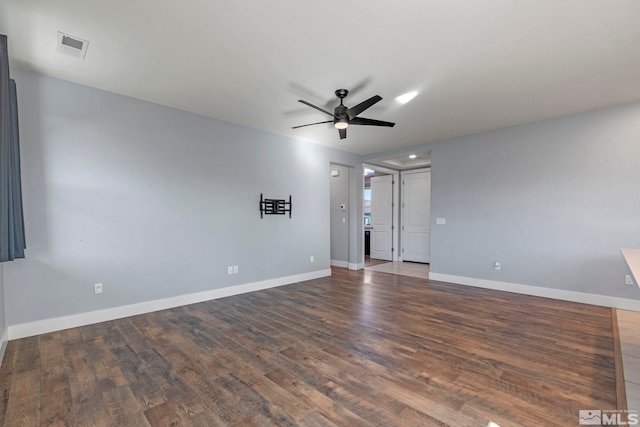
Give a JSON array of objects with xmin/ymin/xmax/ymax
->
[
  {"xmin": 363, "ymin": 163, "xmax": 400, "ymax": 264},
  {"xmin": 329, "ymin": 163, "xmax": 351, "ymax": 268}
]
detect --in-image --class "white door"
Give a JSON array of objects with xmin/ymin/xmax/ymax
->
[
  {"xmin": 371, "ymin": 175, "xmax": 393, "ymax": 260},
  {"xmin": 402, "ymin": 170, "xmax": 431, "ymax": 263}
]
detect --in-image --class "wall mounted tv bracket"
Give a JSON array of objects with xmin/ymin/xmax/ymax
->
[{"xmin": 259, "ymin": 193, "xmax": 292, "ymax": 218}]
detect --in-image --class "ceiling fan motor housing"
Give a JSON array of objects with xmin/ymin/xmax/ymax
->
[{"xmin": 334, "ymin": 104, "xmax": 348, "ymax": 126}]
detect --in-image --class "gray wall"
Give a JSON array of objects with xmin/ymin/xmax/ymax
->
[
  {"xmin": 348, "ymin": 164, "xmax": 364, "ymax": 267},
  {"xmin": 4, "ymin": 68, "xmax": 360, "ymax": 326},
  {"xmin": 330, "ymin": 164, "xmax": 350, "ymax": 264},
  {"xmin": 430, "ymin": 101, "xmax": 640, "ymax": 298}
]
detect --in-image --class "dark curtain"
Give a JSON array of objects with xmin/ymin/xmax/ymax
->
[{"xmin": 0, "ymin": 34, "xmax": 26, "ymax": 262}]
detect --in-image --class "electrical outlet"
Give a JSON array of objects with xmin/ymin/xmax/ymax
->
[
  {"xmin": 94, "ymin": 283, "xmax": 103, "ymax": 294},
  {"xmin": 310, "ymin": 255, "xmax": 315, "ymax": 263},
  {"xmin": 625, "ymin": 275, "xmax": 634, "ymax": 286},
  {"xmin": 494, "ymin": 261, "xmax": 501, "ymax": 271},
  {"xmin": 233, "ymin": 265, "xmax": 239, "ymax": 274},
  {"xmin": 227, "ymin": 266, "xmax": 233, "ymax": 275}
]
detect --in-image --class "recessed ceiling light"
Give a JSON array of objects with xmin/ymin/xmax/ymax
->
[
  {"xmin": 409, "ymin": 154, "xmax": 417, "ymax": 159},
  {"xmin": 395, "ymin": 91, "xmax": 418, "ymax": 105}
]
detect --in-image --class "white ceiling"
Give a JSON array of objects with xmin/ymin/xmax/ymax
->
[
  {"xmin": 369, "ymin": 150, "xmax": 432, "ymax": 170},
  {"xmin": 2, "ymin": 1, "xmax": 640, "ymax": 156}
]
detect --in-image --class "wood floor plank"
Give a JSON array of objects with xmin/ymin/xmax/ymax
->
[
  {"xmin": 0, "ymin": 340, "xmax": 17, "ymax": 425},
  {"xmin": 164, "ymin": 379, "xmax": 209, "ymax": 421},
  {"xmin": 265, "ymin": 367, "xmax": 370, "ymax": 427},
  {"xmin": 613, "ymin": 309, "xmax": 628, "ymax": 409},
  {"xmin": 128, "ymin": 370, "xmax": 168, "ymax": 411},
  {"xmin": 3, "ymin": 368, "xmax": 41, "ymax": 426},
  {"xmin": 102, "ymin": 384, "xmax": 145, "ymax": 425},
  {"xmin": 84, "ymin": 336, "xmax": 129, "ymax": 391},
  {"xmin": 144, "ymin": 400, "xmax": 183, "ymax": 426},
  {"xmin": 0, "ymin": 267, "xmax": 619, "ymax": 426},
  {"xmin": 39, "ymin": 387, "xmax": 75, "ymax": 427},
  {"xmin": 297, "ymin": 410, "xmax": 337, "ymax": 427},
  {"xmin": 66, "ymin": 341, "xmax": 100, "ymax": 404},
  {"xmin": 213, "ymin": 349, "xmax": 314, "ymax": 421},
  {"xmin": 160, "ymin": 349, "xmax": 249, "ymax": 424},
  {"xmin": 280, "ymin": 344, "xmax": 475, "ymax": 426}
]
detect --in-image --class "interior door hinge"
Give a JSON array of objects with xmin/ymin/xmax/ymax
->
[{"xmin": 392, "ymin": 248, "xmax": 394, "ymax": 252}]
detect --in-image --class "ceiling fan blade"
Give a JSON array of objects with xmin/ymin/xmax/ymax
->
[
  {"xmin": 349, "ymin": 117, "xmax": 395, "ymax": 127},
  {"xmin": 298, "ymin": 100, "xmax": 335, "ymax": 117},
  {"xmin": 291, "ymin": 120, "xmax": 333, "ymax": 129},
  {"xmin": 347, "ymin": 95, "xmax": 382, "ymax": 120},
  {"xmin": 339, "ymin": 128, "xmax": 347, "ymax": 139}
]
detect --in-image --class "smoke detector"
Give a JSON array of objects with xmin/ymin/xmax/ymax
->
[{"xmin": 57, "ymin": 32, "xmax": 89, "ymax": 60}]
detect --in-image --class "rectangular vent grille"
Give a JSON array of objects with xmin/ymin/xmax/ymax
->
[
  {"xmin": 57, "ymin": 32, "xmax": 89, "ymax": 60},
  {"xmin": 61, "ymin": 35, "xmax": 84, "ymax": 50}
]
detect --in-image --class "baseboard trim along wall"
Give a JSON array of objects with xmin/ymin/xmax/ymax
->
[
  {"xmin": 429, "ymin": 272, "xmax": 640, "ymax": 311},
  {"xmin": 8, "ymin": 269, "xmax": 332, "ymax": 340},
  {"xmin": 330, "ymin": 260, "xmax": 349, "ymax": 268},
  {"xmin": 330, "ymin": 260, "xmax": 363, "ymax": 270},
  {"xmin": 348, "ymin": 262, "xmax": 363, "ymax": 271},
  {"xmin": 331, "ymin": 259, "xmax": 364, "ymax": 270}
]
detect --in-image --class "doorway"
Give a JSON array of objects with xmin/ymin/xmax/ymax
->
[
  {"xmin": 362, "ymin": 159, "xmax": 431, "ymax": 279},
  {"xmin": 363, "ymin": 165, "xmax": 399, "ymax": 266}
]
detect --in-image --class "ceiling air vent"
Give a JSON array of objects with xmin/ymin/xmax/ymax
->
[{"xmin": 56, "ymin": 32, "xmax": 89, "ymax": 60}]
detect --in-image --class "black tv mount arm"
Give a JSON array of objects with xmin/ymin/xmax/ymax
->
[{"xmin": 259, "ymin": 193, "xmax": 292, "ymax": 218}]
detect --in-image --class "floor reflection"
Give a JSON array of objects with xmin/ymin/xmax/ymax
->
[{"xmin": 364, "ymin": 261, "xmax": 430, "ymax": 279}]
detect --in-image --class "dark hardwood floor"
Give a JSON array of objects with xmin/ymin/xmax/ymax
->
[{"xmin": 0, "ymin": 268, "xmax": 617, "ymax": 426}]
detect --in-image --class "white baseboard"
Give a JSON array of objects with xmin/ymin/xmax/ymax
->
[
  {"xmin": 429, "ymin": 272, "xmax": 640, "ymax": 311},
  {"xmin": 331, "ymin": 260, "xmax": 363, "ymax": 270},
  {"xmin": 8, "ymin": 269, "xmax": 332, "ymax": 340},
  {"xmin": 0, "ymin": 328, "xmax": 8, "ymax": 367},
  {"xmin": 349, "ymin": 262, "xmax": 364, "ymax": 270}
]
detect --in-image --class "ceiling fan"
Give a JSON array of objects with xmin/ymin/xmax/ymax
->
[{"xmin": 292, "ymin": 89, "xmax": 395, "ymax": 139}]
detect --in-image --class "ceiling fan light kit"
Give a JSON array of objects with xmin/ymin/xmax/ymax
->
[
  {"xmin": 293, "ymin": 89, "xmax": 395, "ymax": 139},
  {"xmin": 334, "ymin": 119, "xmax": 348, "ymax": 129}
]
